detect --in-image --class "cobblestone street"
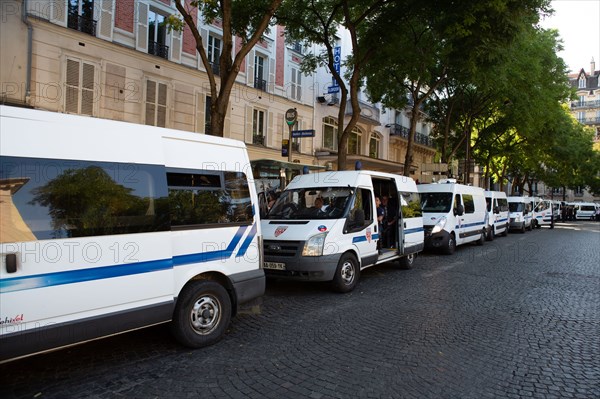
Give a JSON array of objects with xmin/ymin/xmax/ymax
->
[{"xmin": 1, "ymin": 221, "xmax": 599, "ymax": 399}]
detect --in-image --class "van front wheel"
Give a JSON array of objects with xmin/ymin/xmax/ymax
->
[
  {"xmin": 444, "ymin": 233, "xmax": 456, "ymax": 255},
  {"xmin": 398, "ymin": 253, "xmax": 416, "ymax": 270},
  {"xmin": 171, "ymin": 280, "xmax": 231, "ymax": 348},
  {"xmin": 332, "ymin": 253, "xmax": 360, "ymax": 293}
]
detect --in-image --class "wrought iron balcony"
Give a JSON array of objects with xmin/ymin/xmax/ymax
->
[
  {"xmin": 577, "ymin": 117, "xmax": 600, "ymax": 125},
  {"xmin": 571, "ymin": 100, "xmax": 600, "ymax": 109},
  {"xmin": 149, "ymin": 41, "xmax": 169, "ymax": 60},
  {"xmin": 67, "ymin": 11, "xmax": 97, "ymax": 36},
  {"xmin": 389, "ymin": 124, "xmax": 435, "ymax": 148},
  {"xmin": 254, "ymin": 78, "xmax": 267, "ymax": 92},
  {"xmin": 210, "ymin": 61, "xmax": 220, "ymax": 76},
  {"xmin": 252, "ymin": 135, "xmax": 265, "ymax": 145}
]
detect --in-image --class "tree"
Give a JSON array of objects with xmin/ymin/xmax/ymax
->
[
  {"xmin": 172, "ymin": 0, "xmax": 282, "ymax": 137},
  {"xmin": 277, "ymin": 0, "xmax": 388, "ymax": 170},
  {"xmin": 363, "ymin": 0, "xmax": 552, "ymax": 176}
]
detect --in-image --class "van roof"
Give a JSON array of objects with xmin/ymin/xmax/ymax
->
[
  {"xmin": 418, "ymin": 183, "xmax": 484, "ymax": 195},
  {"xmin": 286, "ymin": 170, "xmax": 417, "ymax": 190}
]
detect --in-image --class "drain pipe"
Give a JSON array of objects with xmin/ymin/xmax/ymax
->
[{"xmin": 22, "ymin": 0, "xmax": 33, "ymax": 105}]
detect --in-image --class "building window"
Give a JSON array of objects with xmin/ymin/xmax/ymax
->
[
  {"xmin": 65, "ymin": 58, "xmax": 96, "ymax": 116},
  {"xmin": 68, "ymin": 0, "xmax": 96, "ymax": 36},
  {"xmin": 578, "ymin": 77, "xmax": 586, "ymax": 88},
  {"xmin": 578, "ymin": 111, "xmax": 585, "ymax": 123},
  {"xmin": 254, "ymin": 54, "xmax": 267, "ymax": 91},
  {"xmin": 252, "ymin": 109, "xmax": 266, "ymax": 145},
  {"xmin": 369, "ymin": 134, "xmax": 380, "ymax": 158},
  {"xmin": 208, "ymin": 35, "xmax": 222, "ymax": 75},
  {"xmin": 148, "ymin": 9, "xmax": 169, "ymax": 59},
  {"xmin": 579, "ymin": 95, "xmax": 585, "ymax": 106},
  {"xmin": 322, "ymin": 116, "xmax": 338, "ymax": 151},
  {"xmin": 291, "ymin": 67, "xmax": 302, "ymax": 101},
  {"xmin": 348, "ymin": 127, "xmax": 362, "ymax": 155},
  {"xmin": 145, "ymin": 80, "xmax": 167, "ymax": 127}
]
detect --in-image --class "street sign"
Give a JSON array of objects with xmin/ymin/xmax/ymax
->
[
  {"xmin": 327, "ymin": 86, "xmax": 340, "ymax": 94},
  {"xmin": 282, "ymin": 139, "xmax": 289, "ymax": 157},
  {"xmin": 292, "ymin": 129, "xmax": 315, "ymax": 138},
  {"xmin": 285, "ymin": 108, "xmax": 297, "ymax": 126}
]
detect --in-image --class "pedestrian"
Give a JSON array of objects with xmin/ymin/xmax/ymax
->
[
  {"xmin": 375, "ymin": 196, "xmax": 384, "ymax": 249},
  {"xmin": 382, "ymin": 196, "xmax": 398, "ymax": 248}
]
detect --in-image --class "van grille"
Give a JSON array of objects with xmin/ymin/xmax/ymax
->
[{"xmin": 263, "ymin": 240, "xmax": 303, "ymax": 257}]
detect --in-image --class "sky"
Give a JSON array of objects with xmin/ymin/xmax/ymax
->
[{"xmin": 539, "ymin": 0, "xmax": 600, "ymax": 74}]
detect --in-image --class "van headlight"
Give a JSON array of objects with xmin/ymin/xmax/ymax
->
[
  {"xmin": 302, "ymin": 232, "xmax": 327, "ymax": 257},
  {"xmin": 431, "ymin": 216, "xmax": 447, "ymax": 234}
]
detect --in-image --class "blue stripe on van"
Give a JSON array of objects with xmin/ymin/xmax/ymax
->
[
  {"xmin": 352, "ymin": 233, "xmax": 379, "ymax": 243},
  {"xmin": 404, "ymin": 227, "xmax": 424, "ymax": 234},
  {"xmin": 454, "ymin": 221, "xmax": 486, "ymax": 229},
  {"xmin": 497, "ymin": 218, "xmax": 508, "ymax": 223},
  {"xmin": 236, "ymin": 223, "xmax": 257, "ymax": 258},
  {"xmin": 173, "ymin": 225, "xmax": 248, "ymax": 266},
  {"xmin": 1, "ymin": 225, "xmax": 253, "ymax": 294},
  {"xmin": 0, "ymin": 259, "xmax": 173, "ymax": 294}
]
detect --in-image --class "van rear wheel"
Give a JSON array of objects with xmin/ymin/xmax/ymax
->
[
  {"xmin": 171, "ymin": 280, "xmax": 231, "ymax": 348},
  {"xmin": 332, "ymin": 253, "xmax": 360, "ymax": 293}
]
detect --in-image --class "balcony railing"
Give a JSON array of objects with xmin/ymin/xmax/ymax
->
[
  {"xmin": 149, "ymin": 41, "xmax": 169, "ymax": 60},
  {"xmin": 577, "ymin": 117, "xmax": 600, "ymax": 125},
  {"xmin": 571, "ymin": 100, "xmax": 600, "ymax": 109},
  {"xmin": 345, "ymin": 99, "xmax": 380, "ymax": 124},
  {"xmin": 67, "ymin": 11, "xmax": 97, "ymax": 36},
  {"xmin": 389, "ymin": 124, "xmax": 435, "ymax": 148},
  {"xmin": 209, "ymin": 61, "xmax": 220, "ymax": 76},
  {"xmin": 291, "ymin": 42, "xmax": 303, "ymax": 54},
  {"xmin": 254, "ymin": 78, "xmax": 267, "ymax": 92},
  {"xmin": 252, "ymin": 135, "xmax": 265, "ymax": 145}
]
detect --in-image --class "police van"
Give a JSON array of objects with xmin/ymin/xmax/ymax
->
[
  {"xmin": 528, "ymin": 197, "xmax": 553, "ymax": 228},
  {"xmin": 574, "ymin": 202, "xmax": 598, "ymax": 220},
  {"xmin": 261, "ymin": 171, "xmax": 423, "ymax": 293},
  {"xmin": 484, "ymin": 190, "xmax": 509, "ymax": 239},
  {"xmin": 508, "ymin": 196, "xmax": 533, "ymax": 232},
  {"xmin": 419, "ymin": 180, "xmax": 487, "ymax": 255},
  {"xmin": 0, "ymin": 106, "xmax": 264, "ymax": 362}
]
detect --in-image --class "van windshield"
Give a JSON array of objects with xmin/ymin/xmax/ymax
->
[
  {"xmin": 509, "ymin": 202, "xmax": 524, "ymax": 212},
  {"xmin": 265, "ymin": 187, "xmax": 353, "ymax": 220},
  {"xmin": 420, "ymin": 192, "xmax": 452, "ymax": 213}
]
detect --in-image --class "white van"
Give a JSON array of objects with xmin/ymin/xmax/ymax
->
[
  {"xmin": 484, "ymin": 191, "xmax": 509, "ymax": 239},
  {"xmin": 419, "ymin": 181, "xmax": 487, "ymax": 254},
  {"xmin": 0, "ymin": 106, "xmax": 264, "ymax": 362},
  {"xmin": 575, "ymin": 202, "xmax": 598, "ymax": 220},
  {"xmin": 261, "ymin": 171, "xmax": 424, "ymax": 293},
  {"xmin": 508, "ymin": 196, "xmax": 533, "ymax": 232},
  {"xmin": 530, "ymin": 197, "xmax": 554, "ymax": 228}
]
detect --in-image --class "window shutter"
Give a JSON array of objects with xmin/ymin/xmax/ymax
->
[
  {"xmin": 199, "ymin": 28, "xmax": 209, "ymax": 70},
  {"xmin": 291, "ymin": 69, "xmax": 297, "ymax": 100},
  {"xmin": 196, "ymin": 92, "xmax": 205, "ymax": 133},
  {"xmin": 267, "ymin": 111, "xmax": 274, "ymax": 147},
  {"xmin": 297, "ymin": 71, "xmax": 303, "ymax": 102},
  {"xmin": 268, "ymin": 58, "xmax": 275, "ymax": 93},
  {"xmin": 81, "ymin": 62, "xmax": 95, "ymax": 116},
  {"xmin": 247, "ymin": 50, "xmax": 255, "ymax": 87},
  {"xmin": 136, "ymin": 2, "xmax": 149, "ymax": 53},
  {"xmin": 96, "ymin": 0, "xmax": 115, "ymax": 41},
  {"xmin": 170, "ymin": 28, "xmax": 182, "ymax": 63},
  {"xmin": 65, "ymin": 59, "xmax": 80, "ymax": 114},
  {"xmin": 145, "ymin": 80, "xmax": 156, "ymax": 125},
  {"xmin": 157, "ymin": 83, "xmax": 167, "ymax": 128},
  {"xmin": 245, "ymin": 105, "xmax": 253, "ymax": 143}
]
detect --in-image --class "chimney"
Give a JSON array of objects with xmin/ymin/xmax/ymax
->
[{"xmin": 592, "ymin": 57, "xmax": 596, "ymax": 75}]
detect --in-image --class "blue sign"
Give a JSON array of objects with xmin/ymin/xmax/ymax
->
[
  {"xmin": 292, "ymin": 129, "xmax": 315, "ymax": 138},
  {"xmin": 327, "ymin": 86, "xmax": 340, "ymax": 94},
  {"xmin": 327, "ymin": 46, "xmax": 341, "ymax": 94}
]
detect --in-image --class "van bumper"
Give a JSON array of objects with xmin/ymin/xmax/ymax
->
[
  {"xmin": 424, "ymin": 230, "xmax": 451, "ymax": 250},
  {"xmin": 509, "ymin": 220, "xmax": 525, "ymax": 230},
  {"xmin": 263, "ymin": 253, "xmax": 343, "ymax": 281},
  {"xmin": 230, "ymin": 269, "xmax": 266, "ymax": 304}
]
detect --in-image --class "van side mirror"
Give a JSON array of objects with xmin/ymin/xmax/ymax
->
[{"xmin": 454, "ymin": 205, "xmax": 464, "ymax": 216}]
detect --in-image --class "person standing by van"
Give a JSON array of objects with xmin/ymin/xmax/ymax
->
[{"xmin": 376, "ymin": 196, "xmax": 384, "ymax": 249}]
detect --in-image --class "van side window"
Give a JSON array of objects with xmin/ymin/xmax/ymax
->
[
  {"xmin": 0, "ymin": 156, "xmax": 169, "ymax": 242},
  {"xmin": 167, "ymin": 170, "xmax": 252, "ymax": 228},
  {"xmin": 453, "ymin": 194, "xmax": 462, "ymax": 214},
  {"xmin": 347, "ymin": 188, "xmax": 372, "ymax": 228},
  {"xmin": 463, "ymin": 194, "xmax": 475, "ymax": 214},
  {"xmin": 401, "ymin": 192, "xmax": 422, "ymax": 218},
  {"xmin": 497, "ymin": 198, "xmax": 508, "ymax": 212}
]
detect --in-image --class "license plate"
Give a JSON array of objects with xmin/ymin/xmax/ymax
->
[{"xmin": 264, "ymin": 262, "xmax": 286, "ymax": 270}]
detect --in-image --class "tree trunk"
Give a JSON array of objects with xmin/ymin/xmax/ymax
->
[{"xmin": 403, "ymin": 103, "xmax": 420, "ymax": 177}]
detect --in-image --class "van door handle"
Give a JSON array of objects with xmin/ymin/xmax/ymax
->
[
  {"xmin": 404, "ymin": 222, "xmax": 407, "ymax": 228},
  {"xmin": 6, "ymin": 254, "xmax": 17, "ymax": 273}
]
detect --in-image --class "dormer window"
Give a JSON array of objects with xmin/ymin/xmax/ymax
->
[{"xmin": 578, "ymin": 76, "xmax": 586, "ymax": 88}]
